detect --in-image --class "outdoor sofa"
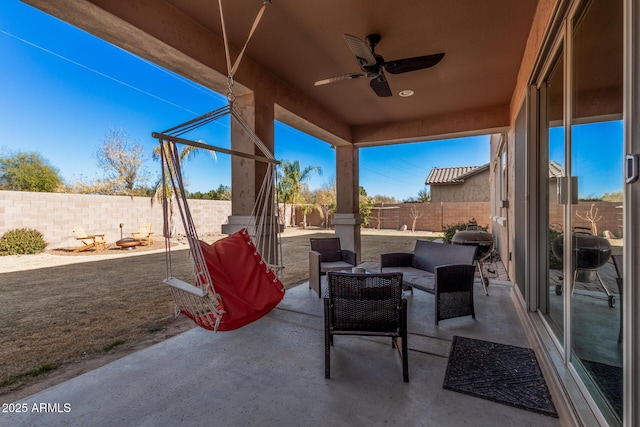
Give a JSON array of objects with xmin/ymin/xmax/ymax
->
[{"xmin": 380, "ymin": 240, "xmax": 478, "ymax": 324}]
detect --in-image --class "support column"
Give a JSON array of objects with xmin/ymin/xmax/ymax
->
[
  {"xmin": 221, "ymin": 91, "xmax": 276, "ymax": 235},
  {"xmin": 222, "ymin": 93, "xmax": 256, "ymax": 234},
  {"xmin": 222, "ymin": 93, "xmax": 279, "ymax": 265},
  {"xmin": 334, "ymin": 144, "xmax": 362, "ymax": 262}
]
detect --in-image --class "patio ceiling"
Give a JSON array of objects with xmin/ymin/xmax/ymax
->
[{"xmin": 23, "ymin": 0, "xmax": 540, "ymax": 146}]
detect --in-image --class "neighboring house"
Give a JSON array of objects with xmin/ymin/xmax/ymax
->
[
  {"xmin": 425, "ymin": 164, "xmax": 490, "ymax": 203},
  {"xmin": 548, "ymin": 160, "xmax": 563, "ymax": 198}
]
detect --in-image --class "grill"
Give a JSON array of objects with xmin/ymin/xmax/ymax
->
[
  {"xmin": 551, "ymin": 231, "xmax": 614, "ymax": 307},
  {"xmin": 452, "ymin": 230, "xmax": 495, "ymax": 295}
]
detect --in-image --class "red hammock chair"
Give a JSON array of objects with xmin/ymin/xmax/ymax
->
[
  {"xmin": 182, "ymin": 229, "xmax": 284, "ymax": 331},
  {"xmin": 154, "ymin": 0, "xmax": 284, "ymax": 332},
  {"xmin": 157, "ymin": 129, "xmax": 285, "ymax": 332}
]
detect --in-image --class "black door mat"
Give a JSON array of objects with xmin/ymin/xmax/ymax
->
[
  {"xmin": 443, "ymin": 336, "xmax": 558, "ymax": 418},
  {"xmin": 581, "ymin": 359, "xmax": 622, "ymax": 420}
]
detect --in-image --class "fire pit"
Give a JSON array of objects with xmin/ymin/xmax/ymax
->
[
  {"xmin": 452, "ymin": 230, "xmax": 494, "ymax": 295},
  {"xmin": 116, "ymin": 238, "xmax": 141, "ymax": 250},
  {"xmin": 551, "ymin": 232, "xmax": 614, "ymax": 306}
]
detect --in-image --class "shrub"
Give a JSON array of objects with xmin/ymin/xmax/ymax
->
[
  {"xmin": 548, "ymin": 228, "xmax": 563, "ymax": 270},
  {"xmin": 0, "ymin": 228, "xmax": 47, "ymax": 255},
  {"xmin": 442, "ymin": 219, "xmax": 488, "ymax": 244}
]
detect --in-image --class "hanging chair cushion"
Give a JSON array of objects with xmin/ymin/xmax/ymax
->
[{"xmin": 190, "ymin": 229, "xmax": 285, "ymax": 331}]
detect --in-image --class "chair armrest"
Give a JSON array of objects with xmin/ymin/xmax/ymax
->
[
  {"xmin": 341, "ymin": 249, "xmax": 357, "ymax": 266},
  {"xmin": 400, "ymin": 297, "xmax": 408, "ymax": 326},
  {"xmin": 380, "ymin": 252, "xmax": 413, "ymax": 268},
  {"xmin": 309, "ymin": 250, "xmax": 323, "ymax": 297},
  {"xmin": 434, "ymin": 264, "xmax": 477, "ymax": 293},
  {"xmin": 309, "ymin": 250, "xmax": 321, "ymax": 270}
]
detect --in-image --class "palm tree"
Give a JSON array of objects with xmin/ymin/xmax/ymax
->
[
  {"xmin": 300, "ymin": 203, "xmax": 316, "ymax": 229},
  {"xmin": 277, "ymin": 160, "xmax": 321, "ymax": 227},
  {"xmin": 151, "ymin": 143, "xmax": 215, "ymax": 236}
]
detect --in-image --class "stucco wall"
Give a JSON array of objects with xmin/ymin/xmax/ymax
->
[
  {"xmin": 295, "ymin": 202, "xmax": 492, "ymax": 233},
  {"xmin": 0, "ymin": 191, "xmax": 232, "ymax": 249},
  {"xmin": 430, "ymin": 170, "xmax": 490, "ymax": 203}
]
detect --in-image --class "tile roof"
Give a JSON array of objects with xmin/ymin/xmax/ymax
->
[
  {"xmin": 549, "ymin": 160, "xmax": 563, "ymax": 178},
  {"xmin": 425, "ymin": 163, "xmax": 490, "ymax": 185}
]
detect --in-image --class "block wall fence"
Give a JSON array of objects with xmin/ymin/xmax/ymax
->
[
  {"xmin": 0, "ymin": 191, "xmax": 232, "ymax": 249},
  {"xmin": 1, "ymin": 191, "xmax": 621, "ymax": 250},
  {"xmin": 295, "ymin": 201, "xmax": 622, "ymax": 236},
  {"xmin": 295, "ymin": 202, "xmax": 493, "ymax": 232}
]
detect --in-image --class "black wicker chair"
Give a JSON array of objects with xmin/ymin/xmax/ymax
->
[
  {"xmin": 309, "ymin": 238, "xmax": 357, "ymax": 297},
  {"xmin": 434, "ymin": 264, "xmax": 477, "ymax": 325},
  {"xmin": 612, "ymin": 254, "xmax": 623, "ymax": 343},
  {"xmin": 324, "ymin": 272, "xmax": 408, "ymax": 382}
]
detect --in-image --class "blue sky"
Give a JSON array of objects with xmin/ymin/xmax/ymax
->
[
  {"xmin": 1, "ymin": 1, "xmax": 621, "ymax": 201},
  {"xmin": 549, "ymin": 121, "xmax": 623, "ymax": 198}
]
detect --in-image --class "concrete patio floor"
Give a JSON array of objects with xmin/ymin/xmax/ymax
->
[{"xmin": 4, "ymin": 273, "xmax": 563, "ymax": 427}]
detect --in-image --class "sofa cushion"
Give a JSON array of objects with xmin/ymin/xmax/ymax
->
[
  {"xmin": 381, "ymin": 266, "xmax": 435, "ymax": 294},
  {"xmin": 412, "ymin": 240, "xmax": 476, "ymax": 272},
  {"xmin": 321, "ymin": 261, "xmax": 356, "ymax": 272}
]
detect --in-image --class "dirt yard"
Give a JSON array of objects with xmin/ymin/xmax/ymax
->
[{"xmin": 0, "ymin": 227, "xmax": 438, "ymax": 402}]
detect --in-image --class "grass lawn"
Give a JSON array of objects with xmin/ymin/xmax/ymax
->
[{"xmin": 0, "ymin": 227, "xmax": 437, "ymax": 400}]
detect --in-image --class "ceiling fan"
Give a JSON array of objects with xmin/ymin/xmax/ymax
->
[{"xmin": 314, "ymin": 33, "xmax": 445, "ymax": 97}]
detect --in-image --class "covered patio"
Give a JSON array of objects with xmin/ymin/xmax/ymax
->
[
  {"xmin": 21, "ymin": 0, "xmax": 541, "ymax": 257},
  {"xmin": 15, "ymin": 0, "xmax": 640, "ymax": 425},
  {"xmin": 4, "ymin": 272, "xmax": 562, "ymax": 426}
]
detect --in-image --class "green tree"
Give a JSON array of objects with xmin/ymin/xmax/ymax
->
[
  {"xmin": 277, "ymin": 160, "xmax": 322, "ymax": 227},
  {"xmin": 602, "ymin": 191, "xmax": 623, "ymax": 202},
  {"xmin": 373, "ymin": 194, "xmax": 398, "ymax": 204},
  {"xmin": 300, "ymin": 204, "xmax": 318, "ymax": 229},
  {"xmin": 212, "ymin": 184, "xmax": 231, "ymax": 200},
  {"xmin": 313, "ymin": 180, "xmax": 336, "ymax": 228},
  {"xmin": 96, "ymin": 128, "xmax": 148, "ymax": 195},
  {"xmin": 403, "ymin": 187, "xmax": 431, "ymax": 203},
  {"xmin": 357, "ymin": 186, "xmax": 377, "ymax": 227},
  {"xmin": 188, "ymin": 184, "xmax": 231, "ymax": 200},
  {"xmin": 359, "ymin": 194, "xmax": 374, "ymax": 227},
  {"xmin": 0, "ymin": 151, "xmax": 62, "ymax": 192}
]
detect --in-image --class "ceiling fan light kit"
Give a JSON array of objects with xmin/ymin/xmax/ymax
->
[{"xmin": 314, "ymin": 33, "xmax": 444, "ymax": 97}]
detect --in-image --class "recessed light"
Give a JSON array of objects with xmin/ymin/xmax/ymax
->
[{"xmin": 399, "ymin": 89, "xmax": 414, "ymax": 97}]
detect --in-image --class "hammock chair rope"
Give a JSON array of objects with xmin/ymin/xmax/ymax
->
[
  {"xmin": 218, "ymin": 0, "xmax": 271, "ymax": 101},
  {"xmin": 157, "ymin": 112, "xmax": 284, "ymax": 331},
  {"xmin": 153, "ymin": 0, "xmax": 285, "ymax": 332}
]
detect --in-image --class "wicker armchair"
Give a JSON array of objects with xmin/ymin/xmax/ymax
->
[
  {"xmin": 612, "ymin": 255, "xmax": 623, "ymax": 342},
  {"xmin": 324, "ymin": 272, "xmax": 408, "ymax": 382},
  {"xmin": 309, "ymin": 238, "xmax": 357, "ymax": 297},
  {"xmin": 434, "ymin": 264, "xmax": 477, "ymax": 325}
]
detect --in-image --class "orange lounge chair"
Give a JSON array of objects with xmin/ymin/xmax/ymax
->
[
  {"xmin": 72, "ymin": 226, "xmax": 107, "ymax": 253},
  {"xmin": 131, "ymin": 223, "xmax": 153, "ymax": 245}
]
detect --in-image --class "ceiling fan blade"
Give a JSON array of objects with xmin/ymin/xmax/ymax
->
[
  {"xmin": 344, "ymin": 34, "xmax": 377, "ymax": 67},
  {"xmin": 314, "ymin": 72, "xmax": 365, "ymax": 86},
  {"xmin": 369, "ymin": 73, "xmax": 392, "ymax": 97},
  {"xmin": 384, "ymin": 52, "xmax": 445, "ymax": 74}
]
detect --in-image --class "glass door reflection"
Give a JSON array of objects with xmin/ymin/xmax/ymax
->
[
  {"xmin": 541, "ymin": 46, "xmax": 566, "ymax": 344},
  {"xmin": 569, "ymin": 0, "xmax": 624, "ymax": 423}
]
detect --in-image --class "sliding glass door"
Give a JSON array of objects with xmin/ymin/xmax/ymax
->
[
  {"xmin": 537, "ymin": 0, "xmax": 624, "ymax": 423},
  {"xmin": 540, "ymin": 46, "xmax": 566, "ymax": 344},
  {"xmin": 569, "ymin": 0, "xmax": 624, "ymax": 423}
]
